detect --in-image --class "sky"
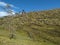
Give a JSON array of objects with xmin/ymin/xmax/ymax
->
[{"xmin": 0, "ymin": 0, "xmax": 60, "ymax": 17}]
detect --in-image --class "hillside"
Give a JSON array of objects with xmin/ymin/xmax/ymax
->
[{"xmin": 0, "ymin": 9, "xmax": 60, "ymax": 45}]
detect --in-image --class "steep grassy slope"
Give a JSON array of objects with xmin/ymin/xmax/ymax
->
[{"xmin": 0, "ymin": 9, "xmax": 60, "ymax": 45}]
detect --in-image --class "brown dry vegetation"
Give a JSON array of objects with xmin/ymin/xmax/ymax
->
[{"xmin": 0, "ymin": 9, "xmax": 60, "ymax": 45}]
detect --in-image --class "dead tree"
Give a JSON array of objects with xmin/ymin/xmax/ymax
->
[{"xmin": 2, "ymin": 4, "xmax": 16, "ymax": 39}]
